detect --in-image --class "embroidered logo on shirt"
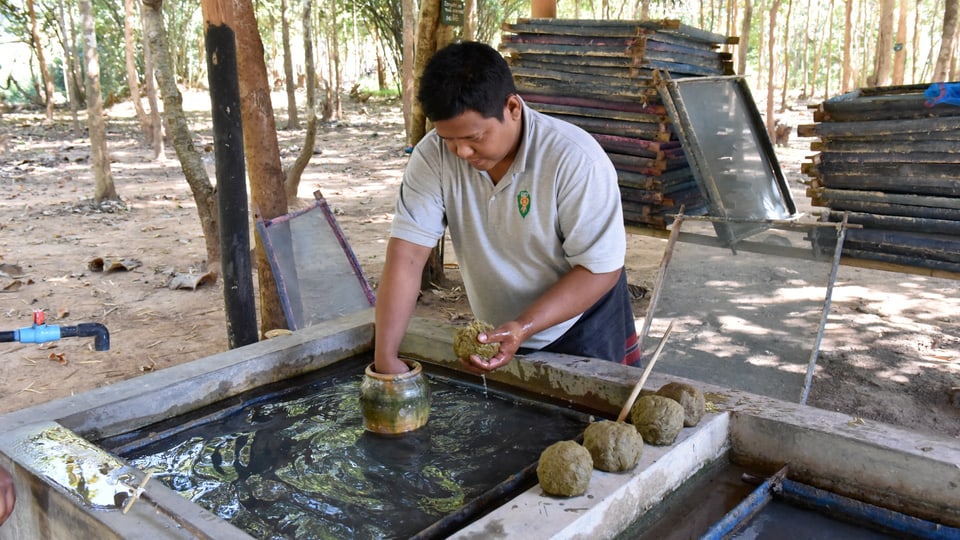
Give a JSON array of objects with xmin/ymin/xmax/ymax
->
[{"xmin": 517, "ymin": 190, "xmax": 531, "ymax": 218}]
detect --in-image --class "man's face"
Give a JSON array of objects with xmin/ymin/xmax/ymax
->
[{"xmin": 433, "ymin": 95, "xmax": 523, "ymax": 178}]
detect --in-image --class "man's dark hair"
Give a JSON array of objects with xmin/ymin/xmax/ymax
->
[{"xmin": 417, "ymin": 41, "xmax": 518, "ymax": 122}]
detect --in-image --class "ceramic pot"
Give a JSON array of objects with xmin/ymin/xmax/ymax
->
[{"xmin": 359, "ymin": 360, "xmax": 431, "ymax": 434}]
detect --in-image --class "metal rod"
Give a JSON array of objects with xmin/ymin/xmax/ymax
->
[
  {"xmin": 778, "ymin": 479, "xmax": 960, "ymax": 539},
  {"xmin": 801, "ymin": 212, "xmax": 849, "ymax": 405},
  {"xmin": 700, "ymin": 466, "xmax": 788, "ymax": 539}
]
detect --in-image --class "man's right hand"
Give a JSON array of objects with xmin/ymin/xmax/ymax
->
[
  {"xmin": 374, "ymin": 355, "xmax": 411, "ymax": 375},
  {"xmin": 0, "ymin": 466, "xmax": 15, "ymax": 526}
]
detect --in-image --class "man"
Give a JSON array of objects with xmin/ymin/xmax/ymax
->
[
  {"xmin": 374, "ymin": 41, "xmax": 639, "ymax": 375},
  {"xmin": 0, "ymin": 466, "xmax": 13, "ymax": 526}
]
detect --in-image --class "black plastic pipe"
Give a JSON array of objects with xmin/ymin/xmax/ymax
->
[{"xmin": 60, "ymin": 323, "xmax": 111, "ymax": 351}]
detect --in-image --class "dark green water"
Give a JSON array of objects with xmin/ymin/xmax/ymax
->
[{"xmin": 118, "ymin": 362, "xmax": 588, "ymax": 539}]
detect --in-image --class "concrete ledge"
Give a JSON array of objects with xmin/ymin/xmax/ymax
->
[
  {"xmin": 730, "ymin": 410, "xmax": 960, "ymax": 527},
  {"xmin": 452, "ymin": 413, "xmax": 731, "ymax": 540}
]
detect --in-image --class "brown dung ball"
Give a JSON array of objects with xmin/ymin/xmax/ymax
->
[
  {"xmin": 536, "ymin": 440, "xmax": 593, "ymax": 497},
  {"xmin": 453, "ymin": 320, "xmax": 500, "ymax": 360},
  {"xmin": 582, "ymin": 420, "xmax": 644, "ymax": 472},
  {"xmin": 630, "ymin": 395, "xmax": 684, "ymax": 446},
  {"xmin": 656, "ymin": 382, "xmax": 706, "ymax": 427}
]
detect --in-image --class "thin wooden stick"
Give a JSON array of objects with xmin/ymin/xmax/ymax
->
[
  {"xmin": 122, "ymin": 471, "xmax": 153, "ymax": 514},
  {"xmin": 617, "ymin": 320, "xmax": 675, "ymax": 423}
]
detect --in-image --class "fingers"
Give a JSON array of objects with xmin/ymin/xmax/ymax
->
[
  {"xmin": 0, "ymin": 470, "xmax": 14, "ymax": 526},
  {"xmin": 459, "ymin": 349, "xmax": 514, "ymax": 374}
]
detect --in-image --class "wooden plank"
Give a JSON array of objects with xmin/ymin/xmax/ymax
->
[
  {"xmin": 814, "ymin": 174, "xmax": 960, "ymax": 197},
  {"xmin": 823, "ymin": 210, "xmax": 960, "ymax": 235},
  {"xmin": 514, "ymin": 77, "xmax": 661, "ymax": 102},
  {"xmin": 522, "ymin": 93, "xmax": 666, "ymax": 115},
  {"xmin": 815, "ymin": 139, "xmax": 960, "ymax": 154},
  {"xmin": 592, "ymin": 132, "xmax": 674, "ymax": 153},
  {"xmin": 838, "ymin": 253, "xmax": 960, "ymax": 278},
  {"xmin": 619, "ymin": 167, "xmax": 693, "ymax": 185},
  {"xmin": 506, "ymin": 18, "xmax": 730, "ymax": 45},
  {"xmin": 813, "ymin": 161, "xmax": 960, "ymax": 179},
  {"xmin": 502, "ymin": 41, "xmax": 642, "ymax": 59},
  {"xmin": 818, "ymin": 93, "xmax": 960, "ymax": 122},
  {"xmin": 802, "ymin": 115, "xmax": 960, "ymax": 137},
  {"xmin": 814, "ymin": 188, "xmax": 960, "ymax": 209},
  {"xmin": 799, "ymin": 126, "xmax": 960, "ymax": 141},
  {"xmin": 609, "ymin": 152, "xmax": 668, "ymax": 172},
  {"xmin": 511, "ymin": 57, "xmax": 659, "ymax": 79},
  {"xmin": 819, "ymin": 151, "xmax": 960, "ymax": 165},
  {"xmin": 555, "ymin": 114, "xmax": 671, "ymax": 140},
  {"xmin": 620, "ymin": 187, "xmax": 665, "ymax": 204},
  {"xmin": 841, "ymin": 229, "xmax": 960, "ymax": 263},
  {"xmin": 821, "ymin": 199, "xmax": 960, "ymax": 221},
  {"xmin": 512, "ymin": 66, "xmax": 660, "ymax": 93},
  {"xmin": 528, "ymin": 101, "xmax": 666, "ymax": 124}
]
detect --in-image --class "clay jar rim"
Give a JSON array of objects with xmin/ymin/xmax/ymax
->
[{"xmin": 364, "ymin": 359, "xmax": 423, "ymax": 381}]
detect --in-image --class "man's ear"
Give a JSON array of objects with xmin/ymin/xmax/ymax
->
[{"xmin": 505, "ymin": 94, "xmax": 523, "ymax": 120}]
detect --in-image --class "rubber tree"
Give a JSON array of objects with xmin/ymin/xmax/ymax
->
[
  {"xmin": 78, "ymin": 0, "xmax": 119, "ymax": 203},
  {"xmin": 284, "ymin": 0, "xmax": 320, "ymax": 201},
  {"xmin": 27, "ymin": 0, "xmax": 55, "ymax": 121}
]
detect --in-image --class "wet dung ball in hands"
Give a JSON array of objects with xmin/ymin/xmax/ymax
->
[
  {"xmin": 453, "ymin": 320, "xmax": 500, "ymax": 360},
  {"xmin": 536, "ymin": 440, "xmax": 593, "ymax": 497}
]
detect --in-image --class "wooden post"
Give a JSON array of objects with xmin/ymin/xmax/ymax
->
[{"xmin": 201, "ymin": 0, "xmax": 258, "ymax": 348}]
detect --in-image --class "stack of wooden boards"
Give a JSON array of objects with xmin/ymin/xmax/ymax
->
[
  {"xmin": 799, "ymin": 83, "xmax": 960, "ymax": 274},
  {"xmin": 501, "ymin": 18, "xmax": 736, "ymax": 230}
]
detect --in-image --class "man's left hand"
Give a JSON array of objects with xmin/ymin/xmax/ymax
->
[{"xmin": 459, "ymin": 321, "xmax": 526, "ymax": 374}]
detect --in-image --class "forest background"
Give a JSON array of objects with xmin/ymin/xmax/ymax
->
[{"xmin": 0, "ymin": 0, "xmax": 958, "ymax": 435}]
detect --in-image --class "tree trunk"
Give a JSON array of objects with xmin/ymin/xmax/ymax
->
[
  {"xmin": 766, "ymin": 0, "xmax": 781, "ymax": 140},
  {"xmin": 409, "ymin": 0, "xmax": 456, "ymax": 291},
  {"xmin": 842, "ymin": 0, "xmax": 854, "ymax": 92},
  {"xmin": 79, "ymin": 0, "xmax": 118, "ymax": 203},
  {"xmin": 934, "ymin": 0, "xmax": 960, "ymax": 81},
  {"xmin": 125, "ymin": 0, "xmax": 152, "ymax": 145},
  {"xmin": 463, "ymin": 0, "xmax": 477, "ymax": 40},
  {"xmin": 401, "ymin": 0, "xmax": 415, "ymax": 144},
  {"xmin": 738, "ymin": 0, "xmax": 752, "ymax": 77},
  {"xmin": 823, "ymin": 0, "xmax": 836, "ymax": 98},
  {"xmin": 284, "ymin": 0, "xmax": 319, "ymax": 201},
  {"xmin": 28, "ymin": 0, "xmax": 56, "ymax": 122},
  {"xmin": 141, "ymin": 14, "xmax": 164, "ymax": 159},
  {"xmin": 801, "ymin": 0, "xmax": 812, "ymax": 97},
  {"xmin": 142, "ymin": 0, "xmax": 220, "ymax": 272},
  {"xmin": 871, "ymin": 0, "xmax": 895, "ymax": 87},
  {"xmin": 281, "ymin": 0, "xmax": 299, "ymax": 130},
  {"xmin": 56, "ymin": 0, "xmax": 81, "ymax": 133},
  {"xmin": 778, "ymin": 0, "xmax": 793, "ymax": 111},
  {"xmin": 233, "ymin": 0, "xmax": 289, "ymax": 335},
  {"xmin": 329, "ymin": 0, "xmax": 343, "ymax": 120},
  {"xmin": 408, "ymin": 0, "xmax": 442, "ymax": 147},
  {"xmin": 892, "ymin": 0, "xmax": 908, "ymax": 84}
]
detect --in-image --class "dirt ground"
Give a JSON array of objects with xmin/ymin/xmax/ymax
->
[{"xmin": 0, "ymin": 93, "xmax": 957, "ymax": 441}]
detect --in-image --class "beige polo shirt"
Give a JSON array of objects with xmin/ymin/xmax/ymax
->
[{"xmin": 391, "ymin": 103, "xmax": 626, "ymax": 348}]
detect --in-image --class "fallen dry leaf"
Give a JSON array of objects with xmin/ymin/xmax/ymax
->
[{"xmin": 49, "ymin": 352, "xmax": 68, "ymax": 365}]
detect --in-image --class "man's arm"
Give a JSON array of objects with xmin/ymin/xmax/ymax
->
[
  {"xmin": 464, "ymin": 266, "xmax": 622, "ymax": 373},
  {"xmin": 374, "ymin": 238, "xmax": 434, "ymax": 374}
]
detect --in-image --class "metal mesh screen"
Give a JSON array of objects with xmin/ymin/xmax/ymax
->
[{"xmin": 257, "ymin": 195, "xmax": 375, "ymax": 330}]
